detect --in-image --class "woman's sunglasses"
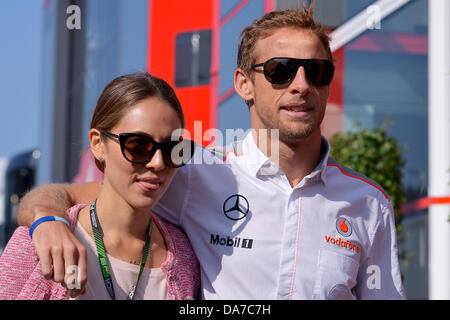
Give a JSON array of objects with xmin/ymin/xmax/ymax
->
[
  {"xmin": 252, "ymin": 57, "xmax": 335, "ymax": 87},
  {"xmin": 101, "ymin": 131, "xmax": 196, "ymax": 168}
]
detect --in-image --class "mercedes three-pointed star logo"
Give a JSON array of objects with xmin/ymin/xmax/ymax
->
[{"xmin": 223, "ymin": 194, "xmax": 249, "ymax": 221}]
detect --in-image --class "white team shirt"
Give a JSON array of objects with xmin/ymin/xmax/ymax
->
[{"xmin": 153, "ymin": 132, "xmax": 406, "ymax": 300}]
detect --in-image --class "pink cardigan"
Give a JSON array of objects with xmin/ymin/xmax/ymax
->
[{"xmin": 0, "ymin": 204, "xmax": 200, "ymax": 300}]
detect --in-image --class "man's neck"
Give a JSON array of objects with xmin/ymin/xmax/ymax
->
[{"xmin": 252, "ymin": 130, "xmax": 323, "ymax": 187}]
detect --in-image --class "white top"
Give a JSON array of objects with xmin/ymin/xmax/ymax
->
[
  {"xmin": 154, "ymin": 132, "xmax": 405, "ymax": 300},
  {"xmin": 73, "ymin": 221, "xmax": 169, "ymax": 300}
]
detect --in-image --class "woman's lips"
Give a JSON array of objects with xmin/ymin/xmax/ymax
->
[{"xmin": 136, "ymin": 178, "xmax": 162, "ymax": 192}]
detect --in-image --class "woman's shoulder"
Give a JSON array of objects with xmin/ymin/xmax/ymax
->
[
  {"xmin": 0, "ymin": 227, "xmax": 67, "ymax": 300},
  {"xmin": 0, "ymin": 227, "xmax": 39, "ymax": 299},
  {"xmin": 152, "ymin": 214, "xmax": 189, "ymax": 247},
  {"xmin": 67, "ymin": 204, "xmax": 88, "ymax": 230},
  {"xmin": 0, "ymin": 226, "xmax": 37, "ymax": 262},
  {"xmin": 152, "ymin": 214, "xmax": 198, "ymax": 267},
  {"xmin": 152, "ymin": 214, "xmax": 200, "ymax": 300}
]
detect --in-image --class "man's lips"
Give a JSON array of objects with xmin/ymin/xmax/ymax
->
[
  {"xmin": 280, "ymin": 103, "xmax": 313, "ymax": 118},
  {"xmin": 136, "ymin": 177, "xmax": 162, "ymax": 192}
]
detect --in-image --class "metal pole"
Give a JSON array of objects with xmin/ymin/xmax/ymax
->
[{"xmin": 428, "ymin": 0, "xmax": 450, "ymax": 300}]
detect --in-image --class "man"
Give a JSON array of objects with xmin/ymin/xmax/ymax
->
[{"xmin": 17, "ymin": 7, "xmax": 405, "ymax": 299}]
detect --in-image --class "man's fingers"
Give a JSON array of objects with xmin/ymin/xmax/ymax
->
[
  {"xmin": 64, "ymin": 241, "xmax": 88, "ymax": 296},
  {"xmin": 52, "ymin": 247, "xmax": 65, "ymax": 283},
  {"xmin": 32, "ymin": 229, "xmax": 54, "ymax": 280},
  {"xmin": 65, "ymin": 245, "xmax": 88, "ymax": 298},
  {"xmin": 77, "ymin": 245, "xmax": 88, "ymax": 291},
  {"xmin": 38, "ymin": 248, "xmax": 54, "ymax": 280},
  {"xmin": 63, "ymin": 242, "xmax": 79, "ymax": 288},
  {"xmin": 67, "ymin": 287, "xmax": 85, "ymax": 299}
]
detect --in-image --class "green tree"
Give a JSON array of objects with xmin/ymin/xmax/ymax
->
[{"xmin": 329, "ymin": 124, "xmax": 406, "ymax": 264}]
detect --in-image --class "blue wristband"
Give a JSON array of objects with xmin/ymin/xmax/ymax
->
[{"xmin": 29, "ymin": 216, "xmax": 70, "ymax": 239}]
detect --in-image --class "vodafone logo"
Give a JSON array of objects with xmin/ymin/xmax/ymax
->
[
  {"xmin": 324, "ymin": 218, "xmax": 359, "ymax": 252},
  {"xmin": 336, "ymin": 217, "xmax": 352, "ymax": 237},
  {"xmin": 324, "ymin": 235, "xmax": 359, "ymax": 252}
]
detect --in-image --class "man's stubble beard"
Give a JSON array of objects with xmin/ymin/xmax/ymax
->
[
  {"xmin": 279, "ymin": 119, "xmax": 316, "ymax": 144},
  {"xmin": 256, "ymin": 107, "xmax": 323, "ymax": 147}
]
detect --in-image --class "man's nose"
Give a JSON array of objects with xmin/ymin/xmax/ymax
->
[{"xmin": 288, "ymin": 66, "xmax": 311, "ymax": 96}]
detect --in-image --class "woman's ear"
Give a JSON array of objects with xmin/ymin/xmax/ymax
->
[
  {"xmin": 89, "ymin": 128, "xmax": 104, "ymax": 162},
  {"xmin": 234, "ymin": 68, "xmax": 254, "ymax": 106}
]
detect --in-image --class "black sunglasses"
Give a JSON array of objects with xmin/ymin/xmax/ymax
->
[
  {"xmin": 101, "ymin": 131, "xmax": 196, "ymax": 168},
  {"xmin": 252, "ymin": 57, "xmax": 335, "ymax": 86}
]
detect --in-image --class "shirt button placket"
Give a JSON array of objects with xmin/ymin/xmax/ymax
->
[{"xmin": 277, "ymin": 188, "xmax": 302, "ymax": 299}]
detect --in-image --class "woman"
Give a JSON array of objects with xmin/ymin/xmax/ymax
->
[{"xmin": 0, "ymin": 73, "xmax": 199, "ymax": 300}]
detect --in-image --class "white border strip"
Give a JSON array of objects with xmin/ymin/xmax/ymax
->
[{"xmin": 428, "ymin": 0, "xmax": 450, "ymax": 300}]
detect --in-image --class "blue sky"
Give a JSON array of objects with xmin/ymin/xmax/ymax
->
[{"xmin": 0, "ymin": 1, "xmax": 42, "ymax": 159}]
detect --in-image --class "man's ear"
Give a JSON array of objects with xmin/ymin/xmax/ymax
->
[
  {"xmin": 89, "ymin": 129, "xmax": 104, "ymax": 161},
  {"xmin": 234, "ymin": 68, "xmax": 254, "ymax": 106}
]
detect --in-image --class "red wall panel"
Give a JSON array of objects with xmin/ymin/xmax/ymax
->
[{"xmin": 148, "ymin": 0, "xmax": 214, "ymax": 144}]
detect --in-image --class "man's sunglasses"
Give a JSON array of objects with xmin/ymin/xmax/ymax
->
[
  {"xmin": 252, "ymin": 57, "xmax": 335, "ymax": 87},
  {"xmin": 101, "ymin": 131, "xmax": 196, "ymax": 168}
]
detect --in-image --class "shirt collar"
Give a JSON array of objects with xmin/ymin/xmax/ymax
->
[
  {"xmin": 316, "ymin": 136, "xmax": 331, "ymax": 185},
  {"xmin": 243, "ymin": 132, "xmax": 276, "ymax": 177},
  {"xmin": 242, "ymin": 132, "xmax": 331, "ymax": 184}
]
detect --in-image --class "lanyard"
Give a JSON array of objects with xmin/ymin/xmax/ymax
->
[{"xmin": 89, "ymin": 199, "xmax": 152, "ymax": 300}]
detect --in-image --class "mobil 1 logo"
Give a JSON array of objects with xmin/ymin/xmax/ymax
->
[{"xmin": 210, "ymin": 234, "xmax": 254, "ymax": 249}]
